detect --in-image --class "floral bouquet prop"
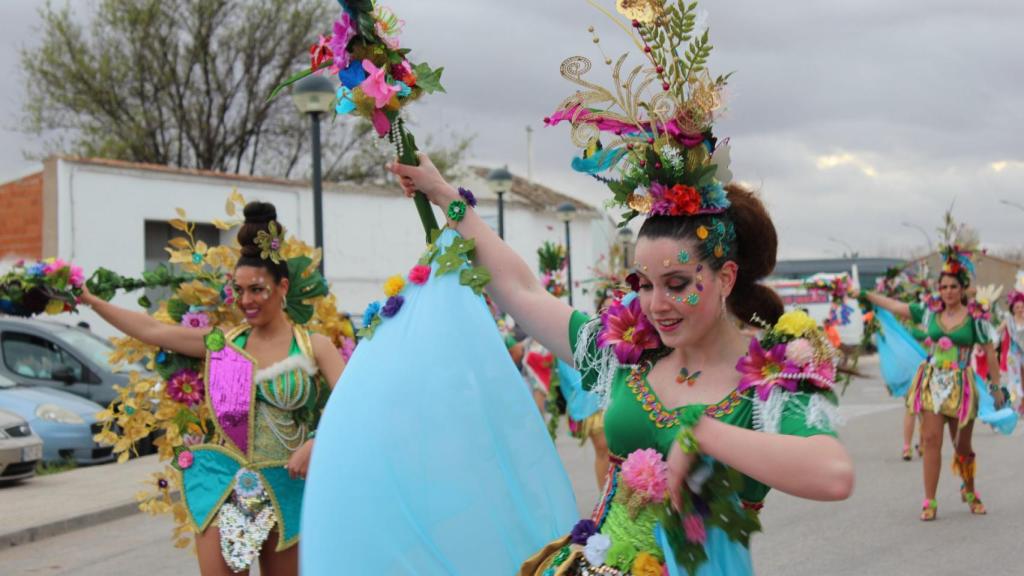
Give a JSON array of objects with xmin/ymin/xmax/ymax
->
[
  {"xmin": 0, "ymin": 258, "xmax": 85, "ymax": 317},
  {"xmin": 804, "ymin": 275, "xmax": 853, "ymax": 327},
  {"xmin": 549, "ymin": 446, "xmax": 759, "ymax": 575},
  {"xmin": 271, "ymin": 0, "xmax": 446, "ymax": 239},
  {"xmin": 736, "ymin": 310, "xmax": 840, "ymax": 430},
  {"xmin": 538, "ymin": 241, "xmax": 569, "ymax": 298},
  {"xmin": 546, "ymin": 0, "xmax": 735, "ymax": 262},
  {"xmin": 92, "ymin": 191, "xmax": 350, "ymax": 549}
]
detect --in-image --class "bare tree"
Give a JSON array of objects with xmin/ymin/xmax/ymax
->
[{"xmin": 21, "ymin": 0, "xmax": 472, "ymax": 181}]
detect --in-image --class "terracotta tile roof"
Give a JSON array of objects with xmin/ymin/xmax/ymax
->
[{"xmin": 470, "ymin": 167, "xmax": 597, "ymax": 214}]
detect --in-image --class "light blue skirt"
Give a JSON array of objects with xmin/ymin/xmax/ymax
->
[{"xmin": 301, "ymin": 229, "xmax": 578, "ymax": 575}]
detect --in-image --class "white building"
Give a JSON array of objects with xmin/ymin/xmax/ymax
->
[{"xmin": 2, "ymin": 157, "xmax": 615, "ymax": 337}]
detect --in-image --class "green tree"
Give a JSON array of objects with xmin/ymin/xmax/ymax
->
[{"xmin": 21, "ymin": 0, "xmax": 471, "ymax": 181}]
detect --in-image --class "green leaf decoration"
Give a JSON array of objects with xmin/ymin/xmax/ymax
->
[
  {"xmin": 447, "ymin": 237, "xmax": 475, "ymax": 256},
  {"xmin": 166, "ymin": 299, "xmax": 189, "ymax": 323},
  {"xmin": 204, "ymin": 328, "xmax": 226, "ymax": 352},
  {"xmin": 434, "ymin": 251, "xmax": 464, "ymax": 277},
  {"xmin": 356, "ymin": 315, "xmax": 381, "ymax": 340},
  {"xmin": 171, "ymin": 407, "xmax": 200, "ymax": 435},
  {"xmin": 411, "ymin": 62, "xmax": 445, "ymax": 94},
  {"xmin": 459, "ymin": 266, "xmax": 491, "ymax": 295},
  {"xmin": 137, "ymin": 295, "xmax": 152, "ymax": 308},
  {"xmin": 284, "ymin": 256, "xmax": 329, "ymax": 325},
  {"xmin": 417, "ymin": 243, "xmax": 439, "ymax": 267},
  {"xmin": 267, "ymin": 62, "xmax": 329, "ymax": 102}
]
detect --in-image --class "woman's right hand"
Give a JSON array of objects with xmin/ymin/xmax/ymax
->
[{"xmin": 389, "ymin": 153, "xmax": 459, "ymax": 208}]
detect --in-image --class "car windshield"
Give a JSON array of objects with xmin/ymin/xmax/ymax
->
[{"xmin": 55, "ymin": 328, "xmax": 146, "ymax": 372}]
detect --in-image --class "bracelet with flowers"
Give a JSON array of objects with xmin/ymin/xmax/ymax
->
[
  {"xmin": 357, "ymin": 227, "xmax": 490, "ymax": 341},
  {"xmin": 735, "ymin": 310, "xmax": 840, "ymax": 403},
  {"xmin": 91, "ymin": 192, "xmax": 351, "ymax": 549},
  {"xmin": 551, "ymin": 445, "xmax": 759, "ymax": 576},
  {"xmin": 0, "ymin": 258, "xmax": 85, "ymax": 317},
  {"xmin": 271, "ymin": 0, "xmax": 446, "ymax": 240}
]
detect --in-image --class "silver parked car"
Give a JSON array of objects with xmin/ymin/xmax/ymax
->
[{"xmin": 0, "ymin": 408, "xmax": 43, "ymax": 483}]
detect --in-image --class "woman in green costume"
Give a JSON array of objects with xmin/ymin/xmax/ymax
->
[
  {"xmin": 392, "ymin": 155, "xmax": 854, "ymax": 575},
  {"xmin": 862, "ymin": 263, "xmax": 1003, "ymax": 521},
  {"xmin": 82, "ymin": 202, "xmax": 346, "ymax": 575}
]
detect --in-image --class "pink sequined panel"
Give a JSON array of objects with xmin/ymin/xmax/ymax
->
[{"xmin": 208, "ymin": 346, "xmax": 254, "ymax": 457}]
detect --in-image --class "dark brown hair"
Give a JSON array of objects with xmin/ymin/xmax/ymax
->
[
  {"xmin": 638, "ymin": 183, "xmax": 784, "ymax": 325},
  {"xmin": 236, "ymin": 201, "xmax": 289, "ymax": 283}
]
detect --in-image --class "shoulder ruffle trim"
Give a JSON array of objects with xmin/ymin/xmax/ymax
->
[{"xmin": 750, "ymin": 389, "xmax": 842, "ymax": 435}]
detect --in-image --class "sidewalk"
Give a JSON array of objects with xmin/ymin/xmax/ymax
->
[{"xmin": 0, "ymin": 454, "xmax": 165, "ymax": 548}]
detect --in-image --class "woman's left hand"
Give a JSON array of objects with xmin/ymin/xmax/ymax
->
[
  {"xmin": 285, "ymin": 439, "xmax": 314, "ymax": 480},
  {"xmin": 666, "ymin": 440, "xmax": 697, "ymax": 512}
]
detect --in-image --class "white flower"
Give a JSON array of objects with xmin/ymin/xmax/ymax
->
[
  {"xmin": 784, "ymin": 338, "xmax": 815, "ymax": 365},
  {"xmin": 584, "ymin": 533, "xmax": 612, "ymax": 566}
]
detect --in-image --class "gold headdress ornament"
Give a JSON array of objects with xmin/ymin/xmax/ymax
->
[
  {"xmin": 546, "ymin": 0, "xmax": 735, "ymax": 260},
  {"xmin": 254, "ymin": 222, "xmax": 286, "ymax": 265}
]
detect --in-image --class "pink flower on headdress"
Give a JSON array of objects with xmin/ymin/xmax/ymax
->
[
  {"xmin": 360, "ymin": 60, "xmax": 400, "ymax": 109},
  {"xmin": 597, "ymin": 297, "xmax": 662, "ymax": 364},
  {"xmin": 736, "ymin": 339, "xmax": 800, "ymax": 400},
  {"xmin": 327, "ymin": 12, "xmax": 357, "ymax": 73},
  {"xmin": 621, "ymin": 448, "xmax": 669, "ymax": 501}
]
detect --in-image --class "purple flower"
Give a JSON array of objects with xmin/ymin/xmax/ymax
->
[
  {"xmin": 166, "ymin": 369, "xmax": 205, "ymax": 406},
  {"xmin": 458, "ymin": 187, "xmax": 478, "ymax": 208},
  {"xmin": 381, "ymin": 295, "xmax": 404, "ymax": 318},
  {"xmin": 570, "ymin": 519, "xmax": 598, "ymax": 545},
  {"xmin": 327, "ymin": 12, "xmax": 357, "ymax": 73},
  {"xmin": 181, "ymin": 311, "xmax": 210, "ymax": 329}
]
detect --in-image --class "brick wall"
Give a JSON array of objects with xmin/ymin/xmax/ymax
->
[{"xmin": 0, "ymin": 172, "xmax": 43, "ymax": 260}]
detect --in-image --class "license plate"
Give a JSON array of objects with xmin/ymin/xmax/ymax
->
[{"xmin": 22, "ymin": 444, "xmax": 43, "ymax": 462}]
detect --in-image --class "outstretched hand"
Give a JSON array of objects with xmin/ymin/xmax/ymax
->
[{"xmin": 389, "ymin": 153, "xmax": 459, "ymax": 208}]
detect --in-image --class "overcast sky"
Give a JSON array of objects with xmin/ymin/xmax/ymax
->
[{"xmin": 2, "ymin": 1, "xmax": 1022, "ymax": 259}]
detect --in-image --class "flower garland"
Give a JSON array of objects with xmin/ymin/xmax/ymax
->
[
  {"xmin": 805, "ymin": 275, "xmax": 853, "ymax": 327},
  {"xmin": 91, "ymin": 192, "xmax": 352, "ymax": 550},
  {"xmin": 537, "ymin": 241, "xmax": 568, "ymax": 298},
  {"xmin": 357, "ymin": 228, "xmax": 490, "ymax": 340}
]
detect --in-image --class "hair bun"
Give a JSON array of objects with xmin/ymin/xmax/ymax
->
[{"xmin": 243, "ymin": 201, "xmax": 277, "ymax": 225}]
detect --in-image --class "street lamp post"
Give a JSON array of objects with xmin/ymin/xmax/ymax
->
[
  {"xmin": 486, "ymin": 165, "xmax": 513, "ymax": 239},
  {"xmin": 1000, "ymin": 198, "xmax": 1024, "ymax": 213},
  {"xmin": 292, "ymin": 75, "xmax": 336, "ymax": 275},
  {"xmin": 556, "ymin": 202, "xmax": 578, "ymax": 306}
]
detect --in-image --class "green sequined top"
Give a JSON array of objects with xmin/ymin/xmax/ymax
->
[
  {"xmin": 571, "ymin": 311, "xmax": 835, "ymax": 505},
  {"xmin": 910, "ymin": 303, "xmax": 991, "ymax": 349},
  {"xmin": 231, "ymin": 326, "xmax": 327, "ymax": 463}
]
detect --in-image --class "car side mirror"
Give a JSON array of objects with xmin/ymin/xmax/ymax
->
[{"xmin": 51, "ymin": 366, "xmax": 77, "ymax": 384}]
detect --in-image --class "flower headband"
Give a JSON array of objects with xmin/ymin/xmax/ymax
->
[
  {"xmin": 546, "ymin": 0, "xmax": 732, "ymax": 227},
  {"xmin": 254, "ymin": 222, "xmax": 286, "ymax": 264},
  {"xmin": 937, "ymin": 209, "xmax": 978, "ymax": 288}
]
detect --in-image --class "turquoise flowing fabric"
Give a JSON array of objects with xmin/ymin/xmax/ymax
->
[
  {"xmin": 556, "ymin": 359, "xmax": 601, "ymax": 422},
  {"xmin": 301, "ymin": 229, "xmax": 577, "ymax": 575},
  {"xmin": 874, "ymin": 308, "xmax": 926, "ymax": 397}
]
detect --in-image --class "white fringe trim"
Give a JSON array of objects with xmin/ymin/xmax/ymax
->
[
  {"xmin": 572, "ymin": 316, "xmax": 623, "ymax": 409},
  {"xmin": 253, "ymin": 355, "xmax": 317, "ymax": 383},
  {"xmin": 751, "ymin": 389, "xmax": 841, "ymax": 434}
]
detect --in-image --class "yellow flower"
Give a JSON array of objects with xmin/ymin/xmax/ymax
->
[
  {"xmin": 631, "ymin": 552, "xmax": 663, "ymax": 576},
  {"xmin": 383, "ymin": 275, "xmax": 406, "ymax": 297},
  {"xmin": 775, "ymin": 310, "xmax": 817, "ymax": 337},
  {"xmin": 45, "ymin": 299, "xmax": 65, "ymax": 315},
  {"xmin": 616, "ymin": 0, "xmax": 663, "ymax": 23},
  {"xmin": 696, "ymin": 226, "xmax": 709, "ymax": 240}
]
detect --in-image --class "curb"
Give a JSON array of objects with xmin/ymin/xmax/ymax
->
[{"xmin": 0, "ymin": 500, "xmax": 141, "ymax": 548}]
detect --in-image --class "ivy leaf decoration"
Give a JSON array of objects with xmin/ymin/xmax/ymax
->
[
  {"xmin": 356, "ymin": 315, "xmax": 381, "ymax": 340},
  {"xmin": 447, "ymin": 237, "xmax": 475, "ymax": 256},
  {"xmin": 459, "ymin": 266, "xmax": 491, "ymax": 295},
  {"xmin": 411, "ymin": 62, "xmax": 445, "ymax": 94},
  {"xmin": 434, "ymin": 251, "xmax": 464, "ymax": 277}
]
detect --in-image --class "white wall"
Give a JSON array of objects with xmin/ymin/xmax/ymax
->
[{"xmin": 51, "ymin": 159, "xmax": 609, "ymax": 337}]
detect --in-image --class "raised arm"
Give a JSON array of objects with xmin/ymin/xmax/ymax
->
[
  {"xmin": 859, "ymin": 290, "xmax": 912, "ymax": 320},
  {"xmin": 81, "ymin": 289, "xmax": 208, "ymax": 358},
  {"xmin": 391, "ymin": 154, "xmax": 576, "ymax": 362}
]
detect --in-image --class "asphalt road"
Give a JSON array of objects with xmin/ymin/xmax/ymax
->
[{"xmin": 3, "ymin": 359, "xmax": 1022, "ymax": 575}]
